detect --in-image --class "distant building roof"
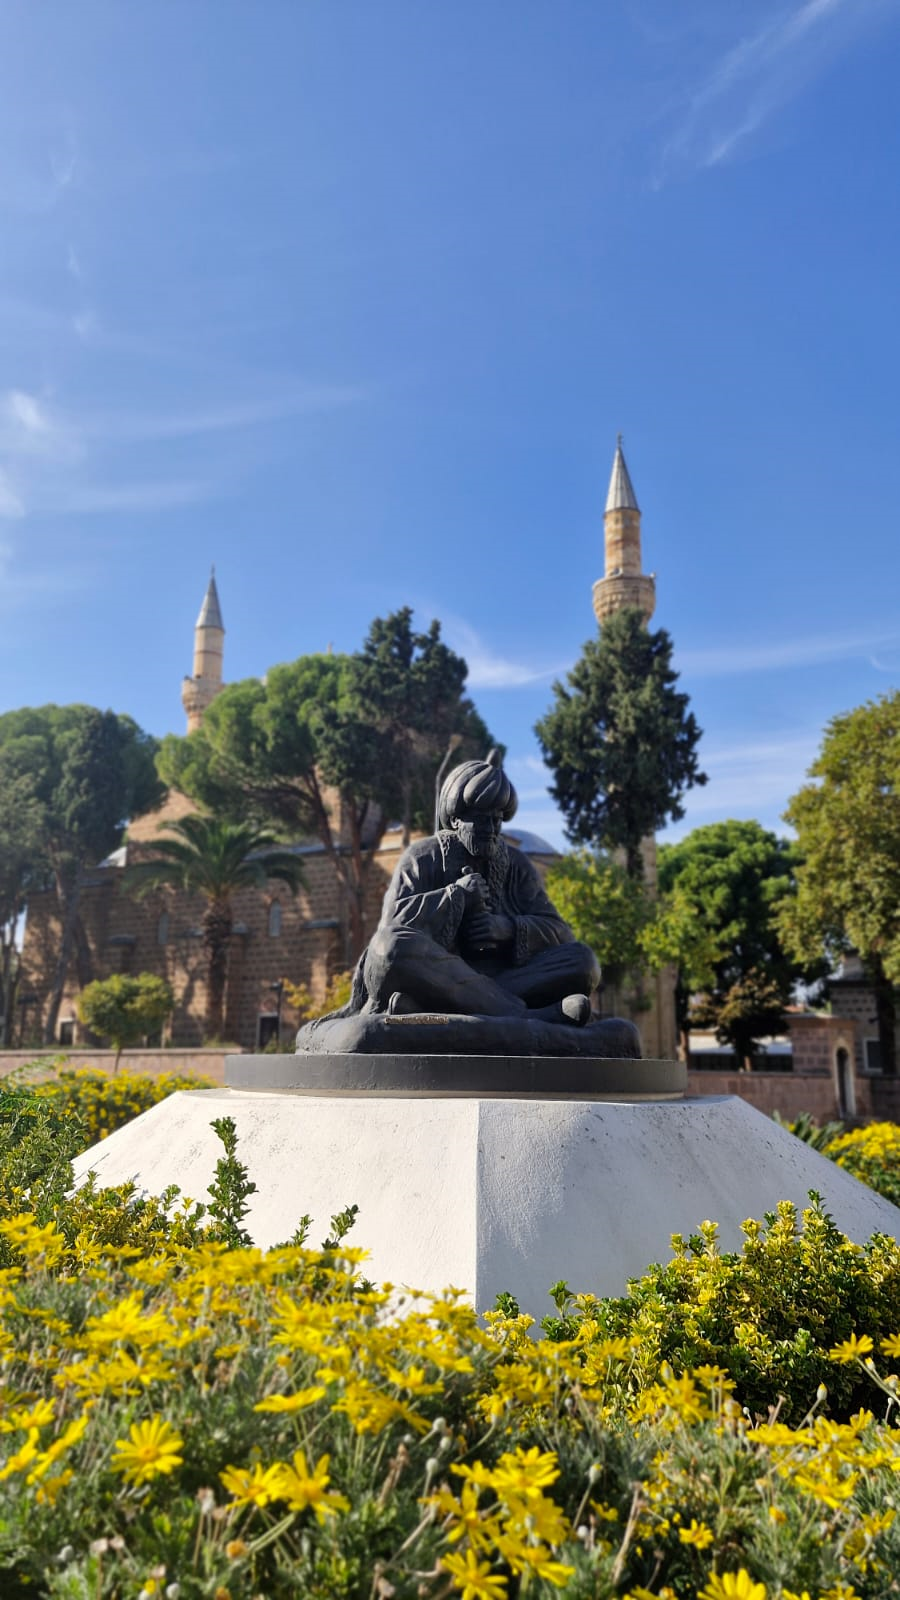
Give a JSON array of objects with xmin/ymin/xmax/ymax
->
[
  {"xmin": 196, "ymin": 568, "xmax": 224, "ymax": 630},
  {"xmin": 605, "ymin": 436, "xmax": 639, "ymax": 513},
  {"xmin": 503, "ymin": 828, "xmax": 559, "ymax": 856}
]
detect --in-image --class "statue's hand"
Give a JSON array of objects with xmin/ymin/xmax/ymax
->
[
  {"xmin": 466, "ymin": 910, "xmax": 515, "ymax": 952},
  {"xmin": 457, "ymin": 871, "xmax": 489, "ymax": 909}
]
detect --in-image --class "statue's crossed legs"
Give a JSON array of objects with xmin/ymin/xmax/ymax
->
[{"xmin": 363, "ymin": 927, "xmax": 600, "ymax": 1025}]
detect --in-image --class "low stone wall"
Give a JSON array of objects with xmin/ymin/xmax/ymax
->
[
  {"xmin": 688, "ymin": 1068, "xmax": 900, "ymax": 1125},
  {"xmin": 0, "ymin": 1048, "xmax": 227, "ymax": 1084},
  {"xmin": 687, "ymin": 1069, "xmax": 841, "ymax": 1121}
]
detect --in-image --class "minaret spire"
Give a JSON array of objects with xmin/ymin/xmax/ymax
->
[
  {"xmin": 182, "ymin": 567, "xmax": 226, "ymax": 732},
  {"xmin": 593, "ymin": 436, "xmax": 655, "ymax": 625}
]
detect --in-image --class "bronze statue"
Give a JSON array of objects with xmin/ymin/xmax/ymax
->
[{"xmin": 296, "ymin": 749, "xmax": 640, "ymax": 1059}]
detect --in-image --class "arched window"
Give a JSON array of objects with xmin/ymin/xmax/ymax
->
[
  {"xmin": 157, "ymin": 911, "xmax": 169, "ymax": 947},
  {"xmin": 268, "ymin": 901, "xmax": 282, "ymax": 938}
]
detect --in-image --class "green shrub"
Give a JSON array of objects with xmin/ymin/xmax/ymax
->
[
  {"xmin": 823, "ymin": 1121, "xmax": 900, "ymax": 1208},
  {"xmin": 0, "ymin": 1212, "xmax": 899, "ymax": 1598},
  {"xmin": 25, "ymin": 1065, "xmax": 214, "ymax": 1147},
  {"xmin": 544, "ymin": 1195, "xmax": 900, "ymax": 1424}
]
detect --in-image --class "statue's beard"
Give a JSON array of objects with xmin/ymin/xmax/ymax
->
[{"xmin": 455, "ymin": 822, "xmax": 499, "ymax": 860}]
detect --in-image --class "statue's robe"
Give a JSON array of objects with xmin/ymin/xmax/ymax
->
[{"xmin": 361, "ymin": 832, "xmax": 598, "ymax": 1017}]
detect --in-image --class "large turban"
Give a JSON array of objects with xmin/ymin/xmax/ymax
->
[{"xmin": 437, "ymin": 748, "xmax": 518, "ymax": 830}]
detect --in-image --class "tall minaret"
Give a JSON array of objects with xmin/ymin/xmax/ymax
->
[
  {"xmin": 590, "ymin": 437, "xmax": 676, "ymax": 1060},
  {"xmin": 181, "ymin": 568, "xmax": 225, "ymax": 732},
  {"xmin": 592, "ymin": 436, "xmax": 655, "ymax": 626}
]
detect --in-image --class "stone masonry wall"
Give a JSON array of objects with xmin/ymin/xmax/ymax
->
[{"xmin": 19, "ymin": 839, "xmax": 405, "ymax": 1051}]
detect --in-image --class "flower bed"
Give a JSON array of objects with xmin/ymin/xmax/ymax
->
[{"xmin": 0, "ymin": 1073, "xmax": 898, "ymax": 1596}]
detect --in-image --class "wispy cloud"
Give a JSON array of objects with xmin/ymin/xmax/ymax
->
[
  {"xmin": 676, "ymin": 626, "xmax": 900, "ymax": 680},
  {"xmin": 665, "ymin": 732, "xmax": 821, "ymax": 836},
  {"xmin": 440, "ymin": 617, "xmax": 566, "ymax": 691},
  {"xmin": 501, "ymin": 731, "xmax": 824, "ymax": 855},
  {"xmin": 82, "ymin": 384, "xmax": 366, "ymax": 444},
  {"xmin": 659, "ymin": 0, "xmax": 888, "ymax": 176},
  {"xmin": 0, "ymin": 537, "xmax": 91, "ymax": 614},
  {"xmin": 0, "ymin": 373, "xmax": 365, "ymax": 520},
  {"xmin": 34, "ymin": 480, "xmax": 215, "ymax": 516}
]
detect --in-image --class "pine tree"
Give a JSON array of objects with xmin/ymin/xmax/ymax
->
[{"xmin": 535, "ymin": 608, "xmax": 706, "ymax": 877}]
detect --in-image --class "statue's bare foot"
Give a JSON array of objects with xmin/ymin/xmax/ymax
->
[{"xmin": 530, "ymin": 993, "xmax": 591, "ymax": 1028}]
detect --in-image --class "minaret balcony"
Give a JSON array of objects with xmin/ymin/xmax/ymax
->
[{"xmin": 592, "ymin": 572, "xmax": 656, "ymax": 625}]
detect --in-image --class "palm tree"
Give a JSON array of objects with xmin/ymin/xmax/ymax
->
[{"xmin": 129, "ymin": 814, "xmax": 305, "ymax": 1040}]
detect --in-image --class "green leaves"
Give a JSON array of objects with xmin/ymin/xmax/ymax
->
[
  {"xmin": 657, "ymin": 820, "xmax": 816, "ymax": 1062},
  {"xmin": 780, "ymin": 692, "xmax": 900, "ymax": 1072},
  {"xmin": 781, "ymin": 692, "xmax": 900, "ymax": 982},
  {"xmin": 76, "ymin": 973, "xmax": 174, "ymax": 1067},
  {"xmin": 535, "ymin": 609, "xmax": 706, "ymax": 876},
  {"xmin": 128, "ymin": 814, "xmax": 305, "ymax": 1037},
  {"xmin": 156, "ymin": 610, "xmax": 495, "ymax": 959}
]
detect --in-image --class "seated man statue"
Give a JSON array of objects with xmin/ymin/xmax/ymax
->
[{"xmin": 354, "ymin": 749, "xmax": 599, "ymax": 1026}]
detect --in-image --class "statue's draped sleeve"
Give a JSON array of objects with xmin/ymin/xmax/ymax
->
[
  {"xmin": 504, "ymin": 852, "xmax": 575, "ymax": 966},
  {"xmin": 379, "ymin": 842, "xmax": 466, "ymax": 951}
]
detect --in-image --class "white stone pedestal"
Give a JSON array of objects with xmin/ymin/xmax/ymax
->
[{"xmin": 72, "ymin": 1091, "xmax": 900, "ymax": 1317}]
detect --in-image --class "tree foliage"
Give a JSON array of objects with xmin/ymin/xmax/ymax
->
[
  {"xmin": 330, "ymin": 608, "xmax": 492, "ymax": 844},
  {"xmin": 779, "ymin": 692, "xmax": 900, "ymax": 1074},
  {"xmin": 545, "ymin": 851, "xmax": 654, "ymax": 975},
  {"xmin": 535, "ymin": 609, "xmax": 706, "ymax": 876},
  {"xmin": 0, "ymin": 705, "xmax": 163, "ymax": 1044},
  {"xmin": 158, "ymin": 611, "xmax": 493, "ymax": 959},
  {"xmin": 658, "ymin": 819, "xmax": 815, "ymax": 1066},
  {"xmin": 546, "ymin": 848, "xmax": 720, "ymax": 1021},
  {"xmin": 76, "ymin": 973, "xmax": 174, "ymax": 1071},
  {"xmin": 128, "ymin": 814, "xmax": 306, "ymax": 1040}
]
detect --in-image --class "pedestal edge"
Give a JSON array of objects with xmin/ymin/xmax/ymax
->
[{"xmin": 225, "ymin": 1053, "xmax": 685, "ymax": 1099}]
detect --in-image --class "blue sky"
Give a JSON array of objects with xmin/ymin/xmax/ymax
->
[{"xmin": 1, "ymin": 0, "xmax": 899, "ymax": 849}]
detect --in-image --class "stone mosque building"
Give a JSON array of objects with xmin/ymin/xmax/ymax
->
[{"xmin": 20, "ymin": 441, "xmax": 677, "ymax": 1055}]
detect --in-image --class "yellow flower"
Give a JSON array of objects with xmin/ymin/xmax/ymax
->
[
  {"xmin": 34, "ymin": 1467, "xmax": 74, "ymax": 1505},
  {"xmin": 486, "ymin": 1446, "xmax": 561, "ymax": 1498},
  {"xmin": 0, "ymin": 1215, "xmax": 65, "ymax": 1265},
  {"xmin": 219, "ymin": 1461, "xmax": 282, "ymax": 1508},
  {"xmin": 1, "ymin": 1397, "xmax": 55, "ymax": 1433},
  {"xmin": 111, "ymin": 1416, "xmax": 184, "ymax": 1484},
  {"xmin": 253, "ymin": 1386, "xmax": 326, "ymax": 1413},
  {"xmin": 84, "ymin": 1292, "xmax": 174, "ymax": 1348},
  {"xmin": 828, "ymin": 1333, "xmax": 874, "ymax": 1365},
  {"xmin": 679, "ymin": 1518, "xmax": 714, "ymax": 1548},
  {"xmin": 271, "ymin": 1449, "xmax": 349, "ymax": 1521},
  {"xmin": 0, "ymin": 1430, "xmax": 40, "ymax": 1482},
  {"xmin": 441, "ymin": 1547, "xmax": 507, "ymax": 1599},
  {"xmin": 428, "ymin": 1481, "xmax": 494, "ymax": 1550},
  {"xmin": 882, "ymin": 1332, "xmax": 900, "ymax": 1359},
  {"xmin": 699, "ymin": 1575, "xmax": 767, "ymax": 1600},
  {"xmin": 515, "ymin": 1546, "xmax": 574, "ymax": 1586},
  {"xmin": 28, "ymin": 1414, "xmax": 89, "ymax": 1481},
  {"xmin": 382, "ymin": 1362, "xmax": 441, "ymax": 1396}
]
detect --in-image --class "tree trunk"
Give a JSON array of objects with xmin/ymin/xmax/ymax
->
[
  {"xmin": 44, "ymin": 866, "xmax": 83, "ymax": 1045},
  {"xmin": 872, "ymin": 957, "xmax": 897, "ymax": 1076},
  {"xmin": 401, "ymin": 776, "xmax": 412, "ymax": 850},
  {"xmin": 345, "ymin": 801, "xmax": 372, "ymax": 963},
  {"xmin": 674, "ymin": 978, "xmax": 691, "ymax": 1064},
  {"xmin": 203, "ymin": 899, "xmax": 232, "ymax": 1041},
  {"xmin": 0, "ymin": 935, "xmax": 16, "ymax": 1048},
  {"xmin": 74, "ymin": 913, "xmax": 94, "ymax": 989}
]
